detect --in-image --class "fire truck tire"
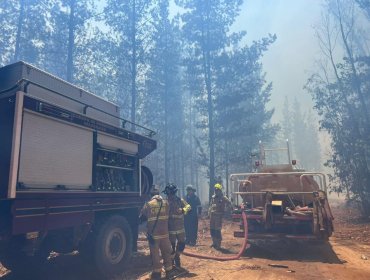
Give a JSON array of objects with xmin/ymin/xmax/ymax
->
[{"xmin": 94, "ymin": 215, "xmax": 133, "ymax": 277}]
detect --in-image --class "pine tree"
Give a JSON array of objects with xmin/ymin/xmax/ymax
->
[
  {"xmin": 307, "ymin": 0, "xmax": 370, "ymax": 216},
  {"xmin": 104, "ymin": 0, "xmax": 154, "ymax": 127},
  {"xmin": 42, "ymin": 0, "xmax": 95, "ymax": 83},
  {"xmin": 0, "ymin": 0, "xmax": 51, "ymax": 66},
  {"xmin": 143, "ymin": 0, "xmax": 183, "ymax": 186},
  {"xmin": 176, "ymin": 0, "xmax": 244, "ymax": 201},
  {"xmin": 213, "ymin": 39, "xmax": 277, "ymax": 193}
]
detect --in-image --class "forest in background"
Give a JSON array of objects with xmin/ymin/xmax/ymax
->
[
  {"xmin": 0, "ymin": 0, "xmax": 278, "ymax": 202},
  {"xmin": 1, "ymin": 0, "xmax": 369, "ymax": 216}
]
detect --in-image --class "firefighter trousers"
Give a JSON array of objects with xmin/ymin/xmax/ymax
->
[
  {"xmin": 149, "ymin": 237, "xmax": 173, "ymax": 273},
  {"xmin": 210, "ymin": 213, "xmax": 223, "ymax": 247},
  {"xmin": 169, "ymin": 231, "xmax": 186, "ymax": 264}
]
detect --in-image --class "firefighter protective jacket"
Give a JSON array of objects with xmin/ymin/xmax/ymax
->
[
  {"xmin": 140, "ymin": 195, "xmax": 170, "ymax": 240},
  {"xmin": 209, "ymin": 194, "xmax": 231, "ymax": 215},
  {"xmin": 168, "ymin": 196, "xmax": 191, "ymax": 235}
]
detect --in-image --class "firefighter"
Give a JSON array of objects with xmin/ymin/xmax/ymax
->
[
  {"xmin": 140, "ymin": 187, "xmax": 176, "ymax": 280},
  {"xmin": 209, "ymin": 183, "xmax": 231, "ymax": 249},
  {"xmin": 163, "ymin": 183, "xmax": 191, "ymax": 268},
  {"xmin": 184, "ymin": 185, "xmax": 202, "ymax": 246}
]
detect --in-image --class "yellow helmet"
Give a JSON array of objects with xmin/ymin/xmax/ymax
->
[{"xmin": 214, "ymin": 183, "xmax": 222, "ymax": 190}]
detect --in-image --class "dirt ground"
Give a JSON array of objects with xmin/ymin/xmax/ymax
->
[
  {"xmin": 134, "ymin": 201, "xmax": 370, "ymax": 280},
  {"xmin": 2, "ymin": 201, "xmax": 370, "ymax": 280}
]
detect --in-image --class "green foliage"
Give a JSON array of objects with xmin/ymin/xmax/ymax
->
[
  {"xmin": 0, "ymin": 0, "xmax": 51, "ymax": 66},
  {"xmin": 213, "ymin": 39, "xmax": 277, "ymax": 175},
  {"xmin": 307, "ymin": 56, "xmax": 370, "ymax": 215},
  {"xmin": 42, "ymin": 0, "xmax": 96, "ymax": 82},
  {"xmin": 0, "ymin": 0, "xmax": 277, "ymax": 202},
  {"xmin": 142, "ymin": 0, "xmax": 183, "ymax": 185},
  {"xmin": 307, "ymin": 0, "xmax": 370, "ymax": 216},
  {"xmin": 104, "ymin": 0, "xmax": 154, "ymax": 122},
  {"xmin": 356, "ymin": 0, "xmax": 370, "ymax": 18},
  {"xmin": 177, "ymin": 0, "xmax": 247, "ymax": 199},
  {"xmin": 177, "ymin": 0, "xmax": 276, "ymax": 198}
]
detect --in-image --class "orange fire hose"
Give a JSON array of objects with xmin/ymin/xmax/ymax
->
[{"xmin": 182, "ymin": 211, "xmax": 248, "ymax": 261}]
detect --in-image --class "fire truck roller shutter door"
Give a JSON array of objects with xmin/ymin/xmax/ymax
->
[{"xmin": 18, "ymin": 111, "xmax": 93, "ymax": 189}]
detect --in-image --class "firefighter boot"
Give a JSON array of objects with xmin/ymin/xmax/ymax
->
[
  {"xmin": 211, "ymin": 238, "xmax": 220, "ymax": 249},
  {"xmin": 166, "ymin": 268, "xmax": 178, "ymax": 279},
  {"xmin": 174, "ymin": 254, "xmax": 181, "ymax": 268},
  {"xmin": 216, "ymin": 239, "xmax": 221, "ymax": 249},
  {"xmin": 211, "ymin": 239, "xmax": 221, "ymax": 249}
]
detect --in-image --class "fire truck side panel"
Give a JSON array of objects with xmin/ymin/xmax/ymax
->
[
  {"xmin": 0, "ymin": 96, "xmax": 15, "ymax": 199},
  {"xmin": 18, "ymin": 110, "xmax": 94, "ymax": 189},
  {"xmin": 12, "ymin": 192, "xmax": 143, "ymax": 234}
]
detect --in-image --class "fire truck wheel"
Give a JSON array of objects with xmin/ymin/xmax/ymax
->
[{"xmin": 94, "ymin": 215, "xmax": 133, "ymax": 276}]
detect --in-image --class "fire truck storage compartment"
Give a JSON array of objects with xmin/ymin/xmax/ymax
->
[
  {"xmin": 18, "ymin": 110, "xmax": 93, "ymax": 190},
  {"xmin": 97, "ymin": 133, "xmax": 138, "ymax": 155},
  {"xmin": 1, "ymin": 61, "xmax": 149, "ymax": 195},
  {"xmin": 17, "ymin": 114, "xmax": 141, "ymax": 192},
  {"xmin": 0, "ymin": 61, "xmax": 120, "ymax": 126},
  {"xmin": 95, "ymin": 133, "xmax": 139, "ymax": 192}
]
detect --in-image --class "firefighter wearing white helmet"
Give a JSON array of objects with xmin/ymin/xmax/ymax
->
[{"xmin": 209, "ymin": 183, "xmax": 231, "ymax": 249}]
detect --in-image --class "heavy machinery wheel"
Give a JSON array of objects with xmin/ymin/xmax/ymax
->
[{"xmin": 94, "ymin": 215, "xmax": 133, "ymax": 277}]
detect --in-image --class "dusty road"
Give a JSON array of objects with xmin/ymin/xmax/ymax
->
[
  {"xmin": 173, "ymin": 234, "xmax": 370, "ymax": 280},
  {"xmin": 2, "ymin": 203, "xmax": 370, "ymax": 280}
]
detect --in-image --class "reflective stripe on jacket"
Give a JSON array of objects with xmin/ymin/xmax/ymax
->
[
  {"xmin": 168, "ymin": 196, "xmax": 191, "ymax": 234},
  {"xmin": 140, "ymin": 195, "xmax": 170, "ymax": 239}
]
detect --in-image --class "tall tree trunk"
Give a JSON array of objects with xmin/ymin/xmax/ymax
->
[
  {"xmin": 206, "ymin": 45, "xmax": 215, "ymax": 204},
  {"xmin": 181, "ymin": 139, "xmax": 185, "ymax": 197},
  {"xmin": 131, "ymin": 0, "xmax": 137, "ymax": 130},
  {"xmin": 225, "ymin": 138, "xmax": 229, "ymax": 197},
  {"xmin": 203, "ymin": 0, "xmax": 215, "ymax": 204},
  {"xmin": 14, "ymin": 0, "xmax": 25, "ymax": 62},
  {"xmin": 189, "ymin": 96, "xmax": 195, "ymax": 186},
  {"xmin": 173, "ymin": 144, "xmax": 178, "ymax": 184},
  {"xmin": 196, "ymin": 161, "xmax": 200, "ymax": 201},
  {"xmin": 164, "ymin": 59, "xmax": 169, "ymax": 184},
  {"xmin": 67, "ymin": 0, "xmax": 75, "ymax": 82}
]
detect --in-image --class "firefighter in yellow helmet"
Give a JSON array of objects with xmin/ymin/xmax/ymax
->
[
  {"xmin": 163, "ymin": 183, "xmax": 191, "ymax": 268},
  {"xmin": 139, "ymin": 186, "xmax": 176, "ymax": 280},
  {"xmin": 209, "ymin": 183, "xmax": 231, "ymax": 249}
]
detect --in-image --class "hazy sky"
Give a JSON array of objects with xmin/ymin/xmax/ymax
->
[{"xmin": 235, "ymin": 0, "xmax": 323, "ymax": 121}]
